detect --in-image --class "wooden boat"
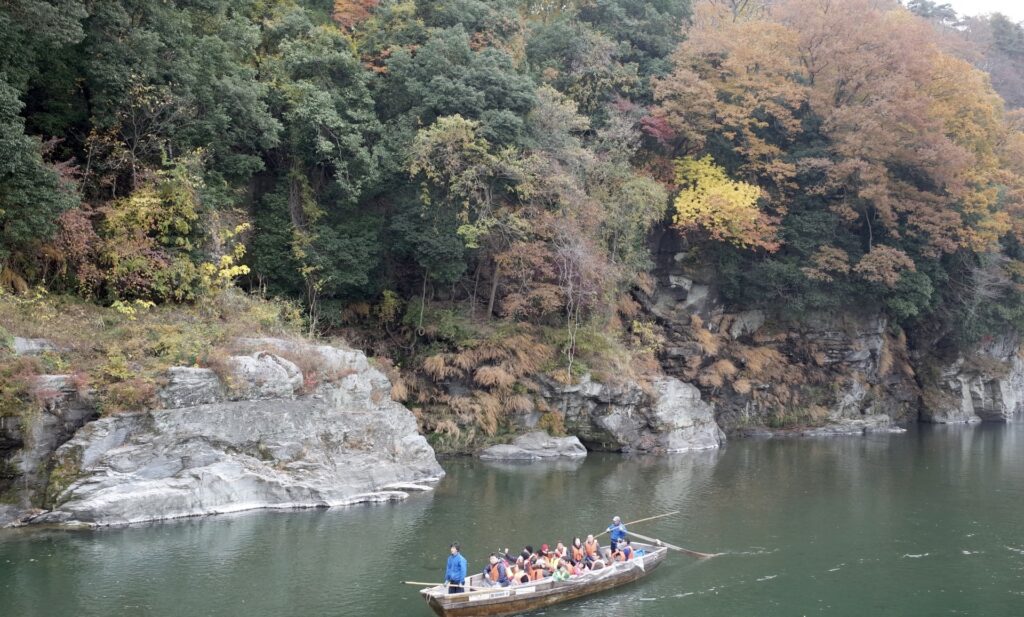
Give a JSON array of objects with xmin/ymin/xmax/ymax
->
[{"xmin": 419, "ymin": 542, "xmax": 669, "ymax": 617}]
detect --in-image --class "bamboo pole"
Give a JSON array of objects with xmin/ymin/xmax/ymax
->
[
  {"xmin": 627, "ymin": 531, "xmax": 721, "ymax": 560},
  {"xmin": 596, "ymin": 511, "xmax": 680, "ymax": 538}
]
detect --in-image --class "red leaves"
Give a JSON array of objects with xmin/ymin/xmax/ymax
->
[{"xmin": 332, "ymin": 0, "xmax": 379, "ymax": 32}]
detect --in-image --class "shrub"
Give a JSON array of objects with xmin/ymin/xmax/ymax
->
[
  {"xmin": 101, "ymin": 378, "xmax": 157, "ymax": 414},
  {"xmin": 538, "ymin": 410, "xmax": 567, "ymax": 436}
]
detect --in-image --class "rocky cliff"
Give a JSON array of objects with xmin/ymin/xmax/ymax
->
[
  {"xmin": 919, "ymin": 335, "xmax": 1024, "ymax": 423},
  {"xmin": 641, "ymin": 229, "xmax": 918, "ymax": 435},
  {"xmin": 2, "ymin": 338, "xmax": 443, "ymax": 527}
]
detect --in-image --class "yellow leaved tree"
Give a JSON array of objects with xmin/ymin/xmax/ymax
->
[{"xmin": 673, "ymin": 156, "xmax": 778, "ymax": 251}]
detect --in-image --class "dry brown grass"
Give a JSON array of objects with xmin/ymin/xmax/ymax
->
[
  {"xmin": 736, "ymin": 346, "xmax": 786, "ymax": 377},
  {"xmin": 474, "ymin": 365, "xmax": 516, "ymax": 389},
  {"xmin": 690, "ymin": 315, "xmax": 720, "ymax": 356},
  {"xmin": 616, "ymin": 294, "xmax": 641, "ymax": 319},
  {"xmin": 390, "ymin": 376, "xmax": 409, "ymax": 402},
  {"xmin": 433, "ymin": 418, "xmax": 462, "ymax": 439},
  {"xmin": 732, "ymin": 378, "xmax": 753, "ymax": 395},
  {"xmin": 474, "ymin": 392, "xmax": 502, "ymax": 435},
  {"xmin": 699, "ymin": 359, "xmax": 739, "ymax": 388},
  {"xmin": 503, "ymin": 394, "xmax": 534, "ymax": 414},
  {"xmin": 423, "ymin": 354, "xmax": 451, "ymax": 380}
]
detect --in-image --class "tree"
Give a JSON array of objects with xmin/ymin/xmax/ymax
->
[
  {"xmin": 0, "ymin": 79, "xmax": 78, "ymax": 290},
  {"xmin": 672, "ymin": 155, "xmax": 777, "ymax": 251}
]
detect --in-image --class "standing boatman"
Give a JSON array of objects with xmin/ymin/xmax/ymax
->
[
  {"xmin": 607, "ymin": 515, "xmax": 627, "ymax": 555},
  {"xmin": 444, "ymin": 543, "xmax": 467, "ymax": 594}
]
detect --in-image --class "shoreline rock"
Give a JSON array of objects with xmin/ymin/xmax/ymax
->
[
  {"xmin": 478, "ymin": 431, "xmax": 587, "ymax": 460},
  {"xmin": 920, "ymin": 335, "xmax": 1024, "ymax": 424},
  {"xmin": 17, "ymin": 339, "xmax": 444, "ymax": 528},
  {"xmin": 536, "ymin": 375, "xmax": 725, "ymax": 453}
]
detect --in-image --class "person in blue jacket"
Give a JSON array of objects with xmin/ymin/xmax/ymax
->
[
  {"xmin": 444, "ymin": 543, "xmax": 467, "ymax": 594},
  {"xmin": 606, "ymin": 515, "xmax": 628, "ymax": 555},
  {"xmin": 483, "ymin": 553, "xmax": 510, "ymax": 587}
]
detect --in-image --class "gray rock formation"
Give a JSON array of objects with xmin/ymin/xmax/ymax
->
[
  {"xmin": 921, "ymin": 336, "xmax": 1024, "ymax": 423},
  {"xmin": 478, "ymin": 431, "xmax": 587, "ymax": 460},
  {"xmin": 227, "ymin": 352, "xmax": 303, "ymax": 399},
  {"xmin": 12, "ymin": 337, "xmax": 60, "ymax": 356},
  {"xmin": 0, "ymin": 375, "xmax": 96, "ymax": 516},
  {"xmin": 159, "ymin": 367, "xmax": 225, "ymax": 408},
  {"xmin": 537, "ymin": 375, "xmax": 724, "ymax": 453},
  {"xmin": 16, "ymin": 339, "xmax": 443, "ymax": 527}
]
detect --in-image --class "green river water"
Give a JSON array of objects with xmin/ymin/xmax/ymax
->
[{"xmin": 1, "ymin": 423, "xmax": 1022, "ymax": 616}]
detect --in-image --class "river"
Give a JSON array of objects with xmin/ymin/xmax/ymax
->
[{"xmin": 1, "ymin": 423, "xmax": 1022, "ymax": 616}]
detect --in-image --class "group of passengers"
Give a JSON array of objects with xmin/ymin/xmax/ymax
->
[
  {"xmin": 442, "ymin": 516, "xmax": 639, "ymax": 592},
  {"xmin": 482, "ymin": 534, "xmax": 638, "ymax": 588}
]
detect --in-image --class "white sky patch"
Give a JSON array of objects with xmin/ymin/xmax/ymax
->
[{"xmin": 945, "ymin": 0, "xmax": 1024, "ymax": 23}]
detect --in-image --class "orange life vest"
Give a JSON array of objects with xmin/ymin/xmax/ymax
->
[
  {"xmin": 584, "ymin": 540, "xmax": 599, "ymax": 557},
  {"xmin": 572, "ymin": 545, "xmax": 585, "ymax": 562},
  {"xmin": 488, "ymin": 563, "xmax": 502, "ymax": 582},
  {"xmin": 529, "ymin": 559, "xmax": 544, "ymax": 581}
]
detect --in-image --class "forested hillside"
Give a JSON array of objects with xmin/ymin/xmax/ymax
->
[{"xmin": 3, "ymin": 0, "xmax": 1024, "ymax": 448}]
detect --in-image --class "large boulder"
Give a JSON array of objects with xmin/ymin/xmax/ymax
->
[
  {"xmin": 538, "ymin": 375, "xmax": 724, "ymax": 453},
  {"xmin": 27, "ymin": 339, "xmax": 444, "ymax": 527},
  {"xmin": 647, "ymin": 378, "xmax": 725, "ymax": 451},
  {"xmin": 227, "ymin": 352, "xmax": 303, "ymax": 399},
  {"xmin": 478, "ymin": 431, "xmax": 587, "ymax": 460}
]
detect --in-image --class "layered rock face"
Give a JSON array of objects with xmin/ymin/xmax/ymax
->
[
  {"xmin": 0, "ymin": 374, "xmax": 97, "ymax": 523},
  {"xmin": 536, "ymin": 375, "xmax": 725, "ymax": 452},
  {"xmin": 921, "ymin": 335, "xmax": 1024, "ymax": 423},
  {"xmin": 5, "ymin": 338, "xmax": 443, "ymax": 527},
  {"xmin": 642, "ymin": 228, "xmax": 917, "ymax": 435}
]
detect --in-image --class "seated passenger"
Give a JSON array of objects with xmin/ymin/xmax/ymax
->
[
  {"xmin": 572, "ymin": 559, "xmax": 588, "ymax": 576},
  {"xmin": 544, "ymin": 547, "xmax": 561, "ymax": 573},
  {"xmin": 555, "ymin": 542, "xmax": 567, "ymax": 560},
  {"xmin": 510, "ymin": 557, "xmax": 530, "ymax": 585},
  {"xmin": 621, "ymin": 538, "xmax": 635, "ymax": 561},
  {"xmin": 583, "ymin": 534, "xmax": 600, "ymax": 563},
  {"xmin": 552, "ymin": 559, "xmax": 573, "ymax": 581},
  {"xmin": 483, "ymin": 553, "xmax": 510, "ymax": 587},
  {"xmin": 611, "ymin": 538, "xmax": 634, "ymax": 561},
  {"xmin": 570, "ymin": 537, "xmax": 585, "ymax": 564}
]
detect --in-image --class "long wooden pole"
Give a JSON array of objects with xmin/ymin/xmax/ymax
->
[
  {"xmin": 596, "ymin": 510, "xmax": 680, "ymax": 538},
  {"xmin": 628, "ymin": 531, "xmax": 721, "ymax": 560},
  {"xmin": 402, "ymin": 581, "xmax": 490, "ymax": 592}
]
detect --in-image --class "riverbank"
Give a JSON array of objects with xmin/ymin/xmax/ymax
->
[{"xmin": 3, "ymin": 291, "xmax": 1022, "ymax": 528}]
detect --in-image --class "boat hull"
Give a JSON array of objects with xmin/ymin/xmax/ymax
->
[{"xmin": 421, "ymin": 543, "xmax": 667, "ymax": 617}]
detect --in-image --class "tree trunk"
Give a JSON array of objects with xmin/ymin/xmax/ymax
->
[{"xmin": 487, "ymin": 261, "xmax": 501, "ymax": 319}]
